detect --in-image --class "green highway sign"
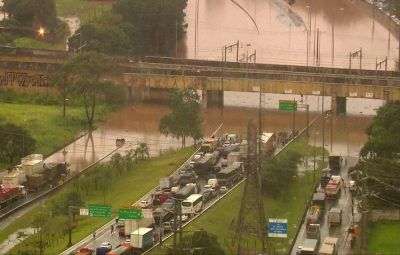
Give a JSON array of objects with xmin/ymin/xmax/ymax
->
[
  {"xmin": 88, "ymin": 204, "xmax": 112, "ymax": 218},
  {"xmin": 119, "ymin": 208, "xmax": 142, "ymax": 220},
  {"xmin": 279, "ymin": 100, "xmax": 297, "ymax": 111}
]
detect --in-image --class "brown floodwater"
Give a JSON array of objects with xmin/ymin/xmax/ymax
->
[
  {"xmin": 48, "ymin": 0, "xmax": 390, "ymax": 172},
  {"xmin": 45, "ymin": 102, "xmax": 373, "ymax": 173},
  {"xmin": 183, "ymin": 0, "xmax": 399, "ymax": 70}
]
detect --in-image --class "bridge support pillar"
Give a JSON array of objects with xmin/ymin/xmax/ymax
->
[
  {"xmin": 132, "ymin": 87, "xmax": 170, "ymax": 103},
  {"xmin": 331, "ymin": 96, "xmax": 347, "ymax": 114},
  {"xmin": 202, "ymin": 90, "xmax": 223, "ymax": 108}
]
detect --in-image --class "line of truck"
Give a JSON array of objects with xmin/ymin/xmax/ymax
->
[
  {"xmin": 297, "ymin": 155, "xmax": 344, "ymax": 255},
  {"xmin": 0, "ymin": 153, "xmax": 69, "ymax": 210}
]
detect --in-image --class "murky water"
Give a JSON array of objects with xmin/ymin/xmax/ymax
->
[
  {"xmin": 183, "ymin": 0, "xmax": 399, "ymax": 70},
  {"xmin": 44, "ymin": 100, "xmax": 373, "ymax": 174}
]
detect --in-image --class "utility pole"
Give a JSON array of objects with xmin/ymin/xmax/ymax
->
[
  {"xmin": 221, "ymin": 41, "xmax": 240, "ymax": 116},
  {"xmin": 322, "ymin": 73, "xmax": 325, "ymax": 163},
  {"xmin": 234, "ymin": 121, "xmax": 270, "ymax": 255}
]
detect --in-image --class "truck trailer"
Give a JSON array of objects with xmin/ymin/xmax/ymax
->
[{"xmin": 130, "ymin": 228, "xmax": 154, "ymax": 254}]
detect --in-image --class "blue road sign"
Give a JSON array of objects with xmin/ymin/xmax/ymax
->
[{"xmin": 268, "ymin": 218, "xmax": 288, "ymax": 238}]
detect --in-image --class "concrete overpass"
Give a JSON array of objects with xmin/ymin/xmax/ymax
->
[{"xmin": 0, "ymin": 46, "xmax": 399, "ymax": 113}]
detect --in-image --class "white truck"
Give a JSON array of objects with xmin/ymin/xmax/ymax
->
[
  {"xmin": 130, "ymin": 227, "xmax": 154, "ymax": 253},
  {"xmin": 124, "ymin": 218, "xmax": 154, "ymax": 236},
  {"xmin": 22, "ymin": 156, "xmax": 44, "ymax": 176},
  {"xmin": 297, "ymin": 238, "xmax": 320, "ymax": 255},
  {"xmin": 159, "ymin": 176, "xmax": 174, "ymax": 191},
  {"xmin": 2, "ymin": 169, "xmax": 26, "ymax": 185},
  {"xmin": 318, "ymin": 237, "xmax": 338, "ymax": 255}
]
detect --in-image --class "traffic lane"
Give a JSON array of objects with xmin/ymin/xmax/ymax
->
[{"xmin": 291, "ymin": 156, "xmax": 356, "ymax": 255}]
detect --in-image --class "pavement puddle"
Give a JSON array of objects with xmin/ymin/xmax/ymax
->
[{"xmin": 0, "ymin": 227, "xmax": 37, "ymax": 254}]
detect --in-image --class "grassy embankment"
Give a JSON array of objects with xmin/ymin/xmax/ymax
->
[
  {"xmin": 150, "ymin": 136, "xmax": 327, "ymax": 254},
  {"xmin": 367, "ymin": 220, "xmax": 400, "ymax": 254},
  {"xmin": 0, "ymin": 102, "xmax": 110, "ymax": 169},
  {"xmin": 4, "ymin": 146, "xmax": 196, "ymax": 255}
]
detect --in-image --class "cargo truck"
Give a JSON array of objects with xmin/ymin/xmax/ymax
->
[
  {"xmin": 122, "ymin": 218, "xmax": 154, "ymax": 237},
  {"xmin": 2, "ymin": 169, "xmax": 26, "ymax": 185},
  {"xmin": 306, "ymin": 205, "xmax": 321, "ymax": 225},
  {"xmin": 193, "ymin": 151, "xmax": 219, "ymax": 176},
  {"xmin": 21, "ymin": 154, "xmax": 44, "ymax": 175},
  {"xmin": 325, "ymin": 178, "xmax": 341, "ymax": 200},
  {"xmin": 0, "ymin": 184, "xmax": 26, "ymax": 209},
  {"xmin": 328, "ymin": 155, "xmax": 342, "ymax": 175},
  {"xmin": 318, "ymin": 237, "xmax": 338, "ymax": 255},
  {"xmin": 159, "ymin": 176, "xmax": 174, "ymax": 191},
  {"xmin": 130, "ymin": 228, "xmax": 154, "ymax": 254},
  {"xmin": 328, "ymin": 207, "xmax": 342, "ymax": 227},
  {"xmin": 297, "ymin": 238, "xmax": 320, "ymax": 255}
]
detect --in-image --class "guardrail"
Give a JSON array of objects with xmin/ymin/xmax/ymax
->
[
  {"xmin": 60, "ymin": 123, "xmax": 224, "ymax": 255},
  {"xmin": 144, "ymin": 115, "xmax": 322, "ymax": 254}
]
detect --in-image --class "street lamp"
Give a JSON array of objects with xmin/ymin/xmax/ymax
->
[
  {"xmin": 305, "ymin": 5, "xmax": 311, "ymax": 66},
  {"xmin": 38, "ymin": 27, "xmax": 45, "ymax": 37},
  {"xmin": 221, "ymin": 41, "xmax": 240, "ymax": 115}
]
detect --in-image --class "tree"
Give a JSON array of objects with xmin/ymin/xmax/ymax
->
[
  {"xmin": 52, "ymin": 67, "xmax": 71, "ymax": 118},
  {"xmin": 134, "ymin": 142, "xmax": 150, "ymax": 160},
  {"xmin": 111, "ymin": 153, "xmax": 124, "ymax": 176},
  {"xmin": 58, "ymin": 51, "xmax": 120, "ymax": 130},
  {"xmin": 159, "ymin": 88, "xmax": 203, "ymax": 148},
  {"xmin": 0, "ymin": 123, "xmax": 36, "ymax": 163},
  {"xmin": 4, "ymin": 0, "xmax": 57, "ymax": 30},
  {"xmin": 262, "ymin": 150, "xmax": 300, "ymax": 198},
  {"xmin": 360, "ymin": 102, "xmax": 400, "ymax": 159}
]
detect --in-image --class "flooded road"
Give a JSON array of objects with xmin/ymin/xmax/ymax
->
[
  {"xmin": 46, "ymin": 98, "xmax": 375, "ymax": 173},
  {"xmin": 184, "ymin": 0, "xmax": 399, "ymax": 70}
]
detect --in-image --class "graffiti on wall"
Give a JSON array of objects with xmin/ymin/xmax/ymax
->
[{"xmin": 0, "ymin": 72, "xmax": 49, "ymax": 87}]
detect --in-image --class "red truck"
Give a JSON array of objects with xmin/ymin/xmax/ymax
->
[
  {"xmin": 325, "ymin": 179, "xmax": 341, "ymax": 199},
  {"xmin": 75, "ymin": 247, "xmax": 94, "ymax": 255},
  {"xmin": 0, "ymin": 184, "xmax": 26, "ymax": 209}
]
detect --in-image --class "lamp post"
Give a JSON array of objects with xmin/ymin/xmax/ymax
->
[
  {"xmin": 313, "ymin": 131, "xmax": 319, "ymax": 186},
  {"xmin": 221, "ymin": 41, "xmax": 240, "ymax": 115},
  {"xmin": 306, "ymin": 5, "xmax": 311, "ymax": 67},
  {"xmin": 67, "ymin": 206, "xmax": 82, "ymax": 247}
]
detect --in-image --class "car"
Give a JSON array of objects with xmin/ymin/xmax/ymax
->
[
  {"xmin": 140, "ymin": 200, "xmax": 150, "ymax": 208},
  {"xmin": 219, "ymin": 186, "xmax": 228, "ymax": 194},
  {"xmin": 100, "ymin": 242, "xmax": 112, "ymax": 250},
  {"xmin": 163, "ymin": 221, "xmax": 174, "ymax": 232},
  {"xmin": 181, "ymin": 214, "xmax": 189, "ymax": 222}
]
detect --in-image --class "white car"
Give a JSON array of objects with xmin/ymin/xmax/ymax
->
[
  {"xmin": 100, "ymin": 242, "xmax": 112, "ymax": 250},
  {"xmin": 140, "ymin": 200, "xmax": 150, "ymax": 208},
  {"xmin": 181, "ymin": 214, "xmax": 189, "ymax": 222},
  {"xmin": 220, "ymin": 186, "xmax": 228, "ymax": 194}
]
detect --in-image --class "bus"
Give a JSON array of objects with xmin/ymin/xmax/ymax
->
[
  {"xmin": 216, "ymin": 163, "xmax": 242, "ymax": 187},
  {"xmin": 181, "ymin": 194, "xmax": 203, "ymax": 215}
]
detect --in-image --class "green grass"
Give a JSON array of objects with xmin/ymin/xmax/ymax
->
[
  {"xmin": 0, "ymin": 102, "xmax": 108, "ymax": 168},
  {"xmin": 150, "ymin": 137, "xmax": 327, "ymax": 254},
  {"xmin": 13, "ymin": 37, "xmax": 55, "ymax": 49},
  {"xmin": 56, "ymin": 0, "xmax": 113, "ymax": 19},
  {"xmin": 4, "ymin": 146, "xmax": 196, "ymax": 255},
  {"xmin": 367, "ymin": 220, "xmax": 400, "ymax": 254}
]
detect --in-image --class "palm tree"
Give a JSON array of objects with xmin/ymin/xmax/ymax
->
[{"xmin": 135, "ymin": 143, "xmax": 150, "ymax": 161}]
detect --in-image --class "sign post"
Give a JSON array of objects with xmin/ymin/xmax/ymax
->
[
  {"xmin": 88, "ymin": 204, "xmax": 112, "ymax": 218},
  {"xmin": 268, "ymin": 218, "xmax": 288, "ymax": 238},
  {"xmin": 279, "ymin": 100, "xmax": 297, "ymax": 111},
  {"xmin": 118, "ymin": 208, "xmax": 142, "ymax": 220}
]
